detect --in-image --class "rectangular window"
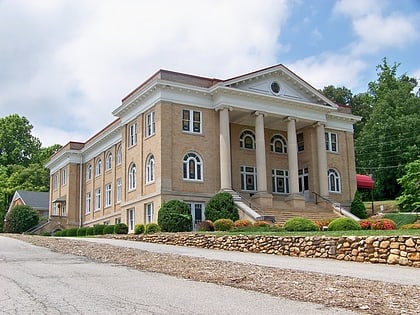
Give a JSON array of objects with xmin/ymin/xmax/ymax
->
[
  {"xmin": 61, "ymin": 204, "xmax": 66, "ymax": 217},
  {"xmin": 128, "ymin": 208, "xmax": 135, "ymax": 231},
  {"xmin": 61, "ymin": 169, "xmax": 67, "ymax": 186},
  {"xmin": 95, "ymin": 188, "xmax": 101, "ymax": 210},
  {"xmin": 53, "ymin": 174, "xmax": 58, "ymax": 190},
  {"xmin": 86, "ymin": 192, "xmax": 91, "ymax": 214},
  {"xmin": 188, "ymin": 202, "xmax": 205, "ymax": 230},
  {"xmin": 272, "ymin": 169, "xmax": 289, "ymax": 194},
  {"xmin": 105, "ymin": 183, "xmax": 112, "ymax": 207},
  {"xmin": 240, "ymin": 166, "xmax": 257, "ymax": 192},
  {"xmin": 297, "ymin": 133, "xmax": 304, "ymax": 152},
  {"xmin": 115, "ymin": 217, "xmax": 121, "ymax": 224},
  {"xmin": 116, "ymin": 178, "xmax": 122, "ymax": 203},
  {"xmin": 298, "ymin": 168, "xmax": 309, "ymax": 192},
  {"xmin": 145, "ymin": 203, "xmax": 154, "ymax": 224},
  {"xmin": 128, "ymin": 122, "xmax": 137, "ymax": 147},
  {"xmin": 145, "ymin": 111, "xmax": 155, "ymax": 137},
  {"xmin": 182, "ymin": 109, "xmax": 202, "ymax": 133},
  {"xmin": 52, "ymin": 203, "xmax": 58, "ymax": 215},
  {"xmin": 325, "ymin": 132, "xmax": 338, "ymax": 152}
]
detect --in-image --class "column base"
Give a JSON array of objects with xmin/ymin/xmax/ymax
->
[
  {"xmin": 285, "ymin": 194, "xmax": 305, "ymax": 209},
  {"xmin": 251, "ymin": 192, "xmax": 273, "ymax": 208}
]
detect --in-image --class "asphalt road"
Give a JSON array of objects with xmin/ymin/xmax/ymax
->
[{"xmin": 0, "ymin": 236, "xmax": 360, "ymax": 315}]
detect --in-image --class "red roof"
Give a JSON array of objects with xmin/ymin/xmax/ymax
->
[{"xmin": 356, "ymin": 174, "xmax": 374, "ymax": 189}]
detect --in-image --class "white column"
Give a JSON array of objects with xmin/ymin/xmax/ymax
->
[
  {"xmin": 255, "ymin": 112, "xmax": 267, "ymax": 193},
  {"xmin": 315, "ymin": 122, "xmax": 329, "ymax": 197},
  {"xmin": 219, "ymin": 107, "xmax": 232, "ymax": 190},
  {"xmin": 286, "ymin": 117, "xmax": 299, "ymax": 195}
]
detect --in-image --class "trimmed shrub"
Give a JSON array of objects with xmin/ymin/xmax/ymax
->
[
  {"xmin": 145, "ymin": 223, "xmax": 160, "ymax": 234},
  {"xmin": 351, "ymin": 191, "xmax": 368, "ymax": 219},
  {"xmin": 234, "ymin": 219, "xmax": 253, "ymax": 228},
  {"xmin": 370, "ymin": 219, "xmax": 396, "ymax": 230},
  {"xmin": 328, "ymin": 217, "xmax": 361, "ymax": 231},
  {"xmin": 253, "ymin": 221, "xmax": 270, "ymax": 228},
  {"xmin": 283, "ymin": 217, "xmax": 319, "ymax": 232},
  {"xmin": 205, "ymin": 192, "xmax": 239, "ymax": 222},
  {"xmin": 103, "ymin": 225, "xmax": 115, "ymax": 234},
  {"xmin": 358, "ymin": 219, "xmax": 373, "ymax": 230},
  {"xmin": 3, "ymin": 205, "xmax": 40, "ymax": 233},
  {"xmin": 400, "ymin": 223, "xmax": 420, "ymax": 230},
  {"xmin": 65, "ymin": 228, "xmax": 78, "ymax": 237},
  {"xmin": 157, "ymin": 200, "xmax": 192, "ymax": 232},
  {"xmin": 196, "ymin": 220, "xmax": 215, "ymax": 232},
  {"xmin": 134, "ymin": 224, "xmax": 145, "ymax": 235},
  {"xmin": 214, "ymin": 218, "xmax": 234, "ymax": 231},
  {"xmin": 53, "ymin": 230, "xmax": 63, "ymax": 236},
  {"xmin": 41, "ymin": 231, "xmax": 51, "ymax": 236},
  {"xmin": 86, "ymin": 227, "xmax": 95, "ymax": 236},
  {"xmin": 313, "ymin": 219, "xmax": 333, "ymax": 230},
  {"xmin": 93, "ymin": 224, "xmax": 105, "ymax": 235},
  {"xmin": 77, "ymin": 227, "xmax": 87, "ymax": 236},
  {"xmin": 114, "ymin": 223, "xmax": 128, "ymax": 234}
]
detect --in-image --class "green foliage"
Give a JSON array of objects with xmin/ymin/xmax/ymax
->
[
  {"xmin": 103, "ymin": 225, "xmax": 115, "ymax": 234},
  {"xmin": 205, "ymin": 192, "xmax": 239, "ymax": 222},
  {"xmin": 157, "ymin": 200, "xmax": 192, "ymax": 232},
  {"xmin": 351, "ymin": 191, "xmax": 368, "ymax": 219},
  {"xmin": 134, "ymin": 224, "xmax": 145, "ymax": 234},
  {"xmin": 213, "ymin": 218, "xmax": 234, "ymax": 231},
  {"xmin": 41, "ymin": 231, "xmax": 51, "ymax": 236},
  {"xmin": 114, "ymin": 223, "xmax": 128, "ymax": 234},
  {"xmin": 328, "ymin": 218, "xmax": 361, "ymax": 231},
  {"xmin": 53, "ymin": 230, "xmax": 63, "ymax": 236},
  {"xmin": 3, "ymin": 205, "xmax": 39, "ymax": 233},
  {"xmin": 65, "ymin": 228, "xmax": 78, "ymax": 237},
  {"xmin": 396, "ymin": 159, "xmax": 420, "ymax": 212},
  {"xmin": 400, "ymin": 223, "xmax": 420, "ymax": 230},
  {"xmin": 86, "ymin": 227, "xmax": 94, "ymax": 236},
  {"xmin": 145, "ymin": 223, "xmax": 160, "ymax": 234},
  {"xmin": 196, "ymin": 220, "xmax": 215, "ymax": 232},
  {"xmin": 93, "ymin": 224, "xmax": 105, "ymax": 235},
  {"xmin": 77, "ymin": 227, "xmax": 87, "ymax": 236},
  {"xmin": 283, "ymin": 217, "xmax": 319, "ymax": 232},
  {"xmin": 383, "ymin": 213, "xmax": 418, "ymax": 228}
]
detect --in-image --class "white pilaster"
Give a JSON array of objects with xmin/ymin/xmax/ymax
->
[
  {"xmin": 219, "ymin": 107, "xmax": 232, "ymax": 190},
  {"xmin": 286, "ymin": 117, "xmax": 299, "ymax": 195},
  {"xmin": 255, "ymin": 112, "xmax": 267, "ymax": 193}
]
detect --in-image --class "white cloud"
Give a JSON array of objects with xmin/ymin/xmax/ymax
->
[{"xmin": 333, "ymin": 0, "xmax": 383, "ymax": 18}]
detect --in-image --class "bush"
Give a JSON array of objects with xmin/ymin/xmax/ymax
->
[
  {"xmin": 77, "ymin": 227, "xmax": 87, "ymax": 236},
  {"xmin": 145, "ymin": 223, "xmax": 160, "ymax": 234},
  {"xmin": 86, "ymin": 227, "xmax": 95, "ymax": 236},
  {"xmin": 41, "ymin": 231, "xmax": 51, "ymax": 236},
  {"xmin": 253, "ymin": 221, "xmax": 270, "ymax": 228},
  {"xmin": 358, "ymin": 219, "xmax": 373, "ymax": 230},
  {"xmin": 103, "ymin": 225, "xmax": 115, "ymax": 234},
  {"xmin": 134, "ymin": 224, "xmax": 145, "ymax": 234},
  {"xmin": 114, "ymin": 223, "xmax": 128, "ymax": 234},
  {"xmin": 234, "ymin": 219, "xmax": 253, "ymax": 228},
  {"xmin": 328, "ymin": 218, "xmax": 361, "ymax": 231},
  {"xmin": 53, "ymin": 230, "xmax": 63, "ymax": 236},
  {"xmin": 3, "ymin": 205, "xmax": 40, "ymax": 233},
  {"xmin": 370, "ymin": 219, "xmax": 396, "ymax": 230},
  {"xmin": 283, "ymin": 217, "xmax": 319, "ymax": 232},
  {"xmin": 205, "ymin": 192, "xmax": 239, "ymax": 222},
  {"xmin": 214, "ymin": 219, "xmax": 234, "ymax": 231},
  {"xmin": 400, "ymin": 223, "xmax": 420, "ymax": 230},
  {"xmin": 157, "ymin": 200, "xmax": 192, "ymax": 232},
  {"xmin": 93, "ymin": 224, "xmax": 105, "ymax": 235},
  {"xmin": 313, "ymin": 219, "xmax": 333, "ymax": 230},
  {"xmin": 65, "ymin": 228, "xmax": 78, "ymax": 237},
  {"xmin": 196, "ymin": 220, "xmax": 215, "ymax": 232},
  {"xmin": 351, "ymin": 191, "xmax": 368, "ymax": 219}
]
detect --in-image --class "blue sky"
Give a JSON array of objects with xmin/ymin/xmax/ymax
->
[{"xmin": 0, "ymin": 0, "xmax": 419, "ymax": 147}]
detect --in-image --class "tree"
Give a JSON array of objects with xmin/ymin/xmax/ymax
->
[
  {"xmin": 205, "ymin": 192, "xmax": 239, "ymax": 222},
  {"xmin": 3, "ymin": 205, "xmax": 40, "ymax": 233},
  {"xmin": 355, "ymin": 58, "xmax": 420, "ymax": 200},
  {"xmin": 351, "ymin": 191, "xmax": 368, "ymax": 219},
  {"xmin": 321, "ymin": 85, "xmax": 353, "ymax": 106},
  {"xmin": 396, "ymin": 159, "xmax": 420, "ymax": 212}
]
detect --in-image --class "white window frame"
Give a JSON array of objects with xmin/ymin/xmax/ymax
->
[
  {"xmin": 61, "ymin": 169, "xmax": 67, "ymax": 186},
  {"xmin": 325, "ymin": 132, "xmax": 338, "ymax": 152},
  {"xmin": 146, "ymin": 154, "xmax": 155, "ymax": 184},
  {"xmin": 128, "ymin": 163, "xmax": 136, "ymax": 191},
  {"xmin": 183, "ymin": 152, "xmax": 203, "ymax": 181},
  {"xmin": 116, "ymin": 178, "xmax": 122, "ymax": 203},
  {"xmin": 128, "ymin": 122, "xmax": 137, "ymax": 147},
  {"xmin": 145, "ymin": 111, "xmax": 155, "ymax": 137},
  {"xmin": 61, "ymin": 203, "xmax": 66, "ymax": 216},
  {"xmin": 105, "ymin": 183, "xmax": 112, "ymax": 207},
  {"xmin": 239, "ymin": 130, "xmax": 256, "ymax": 150},
  {"xmin": 272, "ymin": 169, "xmax": 289, "ymax": 194},
  {"xmin": 182, "ymin": 109, "xmax": 202, "ymax": 133},
  {"xmin": 240, "ymin": 166, "xmax": 257, "ymax": 192},
  {"xmin": 53, "ymin": 174, "xmax": 58, "ymax": 190},
  {"xmin": 86, "ymin": 164, "xmax": 92, "ymax": 181},
  {"xmin": 116, "ymin": 145, "xmax": 122, "ymax": 165},
  {"xmin": 328, "ymin": 168, "xmax": 341, "ymax": 193},
  {"xmin": 86, "ymin": 192, "xmax": 91, "ymax": 214},
  {"xmin": 52, "ymin": 203, "xmax": 58, "ymax": 215},
  {"xmin": 188, "ymin": 202, "xmax": 205, "ymax": 231},
  {"xmin": 105, "ymin": 152, "xmax": 112, "ymax": 171},
  {"xmin": 95, "ymin": 159, "xmax": 102, "ymax": 176},
  {"xmin": 95, "ymin": 188, "xmax": 101, "ymax": 210},
  {"xmin": 128, "ymin": 208, "xmax": 135, "ymax": 232},
  {"xmin": 270, "ymin": 134, "xmax": 287, "ymax": 154},
  {"xmin": 145, "ymin": 203, "xmax": 154, "ymax": 224}
]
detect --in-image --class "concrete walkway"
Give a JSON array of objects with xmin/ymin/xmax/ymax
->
[{"xmin": 76, "ymin": 237, "xmax": 420, "ymax": 286}]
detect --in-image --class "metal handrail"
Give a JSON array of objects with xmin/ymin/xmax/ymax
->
[
  {"xmin": 231, "ymin": 190, "xmax": 264, "ymax": 214},
  {"xmin": 312, "ymin": 191, "xmax": 343, "ymax": 214}
]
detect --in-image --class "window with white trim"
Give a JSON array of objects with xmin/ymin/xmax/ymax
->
[
  {"xmin": 146, "ymin": 154, "xmax": 155, "ymax": 184},
  {"xmin": 53, "ymin": 174, "xmax": 58, "ymax": 190},
  {"xmin": 328, "ymin": 168, "xmax": 341, "ymax": 193},
  {"xmin": 145, "ymin": 111, "xmax": 155, "ymax": 137},
  {"xmin": 240, "ymin": 166, "xmax": 257, "ymax": 192},
  {"xmin": 325, "ymin": 132, "xmax": 338, "ymax": 152},
  {"xmin": 86, "ymin": 164, "xmax": 92, "ymax": 181},
  {"xmin": 182, "ymin": 109, "xmax": 202, "ymax": 133},
  {"xmin": 95, "ymin": 158, "xmax": 102, "ymax": 176},
  {"xmin": 116, "ymin": 145, "xmax": 122, "ymax": 165},
  {"xmin": 239, "ymin": 130, "xmax": 256, "ymax": 149},
  {"xmin": 188, "ymin": 202, "xmax": 205, "ymax": 230},
  {"xmin": 128, "ymin": 122, "xmax": 137, "ymax": 147},
  {"xmin": 270, "ymin": 134, "xmax": 287, "ymax": 153},
  {"xmin": 86, "ymin": 192, "xmax": 91, "ymax": 214},
  {"xmin": 61, "ymin": 204, "xmax": 66, "ymax": 216},
  {"xmin": 298, "ymin": 168, "xmax": 309, "ymax": 192},
  {"xmin": 128, "ymin": 208, "xmax": 135, "ymax": 232},
  {"xmin": 297, "ymin": 133, "xmax": 304, "ymax": 152},
  {"xmin": 61, "ymin": 169, "xmax": 67, "ymax": 186},
  {"xmin": 105, "ymin": 183, "xmax": 112, "ymax": 207},
  {"xmin": 116, "ymin": 178, "xmax": 122, "ymax": 203},
  {"xmin": 272, "ymin": 169, "xmax": 289, "ymax": 194},
  {"xmin": 183, "ymin": 152, "xmax": 203, "ymax": 181},
  {"xmin": 105, "ymin": 152, "xmax": 112, "ymax": 170},
  {"xmin": 52, "ymin": 203, "xmax": 58, "ymax": 215},
  {"xmin": 145, "ymin": 203, "xmax": 154, "ymax": 224},
  {"xmin": 128, "ymin": 163, "xmax": 136, "ymax": 190},
  {"xmin": 95, "ymin": 188, "xmax": 101, "ymax": 210}
]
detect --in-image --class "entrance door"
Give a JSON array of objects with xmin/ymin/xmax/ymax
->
[
  {"xmin": 298, "ymin": 168, "xmax": 310, "ymax": 201},
  {"xmin": 188, "ymin": 202, "xmax": 205, "ymax": 230}
]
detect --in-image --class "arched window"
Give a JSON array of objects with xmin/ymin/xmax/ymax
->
[
  {"xmin": 95, "ymin": 159, "xmax": 102, "ymax": 176},
  {"xmin": 271, "ymin": 134, "xmax": 287, "ymax": 153},
  {"xmin": 328, "ymin": 169, "xmax": 341, "ymax": 193},
  {"xmin": 183, "ymin": 152, "xmax": 203, "ymax": 181},
  {"xmin": 105, "ymin": 152, "xmax": 112, "ymax": 171},
  {"xmin": 86, "ymin": 164, "xmax": 92, "ymax": 181},
  {"xmin": 116, "ymin": 144, "xmax": 122, "ymax": 165},
  {"xmin": 239, "ymin": 130, "xmax": 256, "ymax": 149},
  {"xmin": 145, "ymin": 154, "xmax": 155, "ymax": 184},
  {"xmin": 128, "ymin": 163, "xmax": 136, "ymax": 190}
]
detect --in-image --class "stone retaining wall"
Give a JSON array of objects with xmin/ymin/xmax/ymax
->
[{"xmin": 115, "ymin": 233, "xmax": 420, "ymax": 268}]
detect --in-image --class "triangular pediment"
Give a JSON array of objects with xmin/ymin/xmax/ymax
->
[{"xmin": 222, "ymin": 64, "xmax": 336, "ymax": 107}]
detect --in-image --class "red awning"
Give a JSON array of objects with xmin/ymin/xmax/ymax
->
[{"xmin": 356, "ymin": 174, "xmax": 374, "ymax": 189}]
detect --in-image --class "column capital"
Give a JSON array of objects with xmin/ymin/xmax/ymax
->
[
  {"xmin": 313, "ymin": 121, "xmax": 326, "ymax": 128},
  {"xmin": 215, "ymin": 105, "xmax": 232, "ymax": 112},
  {"xmin": 253, "ymin": 111, "xmax": 267, "ymax": 117},
  {"xmin": 284, "ymin": 116, "xmax": 298, "ymax": 122}
]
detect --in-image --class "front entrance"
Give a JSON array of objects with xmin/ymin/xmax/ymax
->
[
  {"xmin": 188, "ymin": 202, "xmax": 205, "ymax": 230},
  {"xmin": 298, "ymin": 168, "xmax": 310, "ymax": 201}
]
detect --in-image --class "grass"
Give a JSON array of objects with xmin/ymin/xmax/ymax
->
[
  {"xmin": 383, "ymin": 213, "xmax": 418, "ymax": 228},
  {"xmin": 363, "ymin": 200, "xmax": 399, "ymax": 214}
]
